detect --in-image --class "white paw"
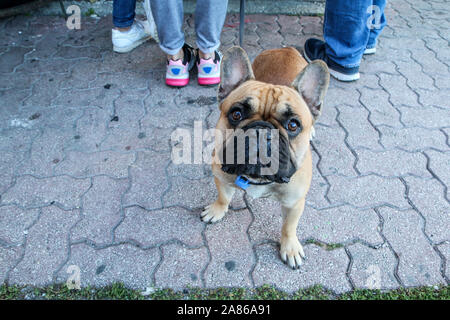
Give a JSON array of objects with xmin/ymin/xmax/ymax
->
[
  {"xmin": 280, "ymin": 237, "xmax": 305, "ymax": 269},
  {"xmin": 201, "ymin": 202, "xmax": 227, "ymax": 223}
]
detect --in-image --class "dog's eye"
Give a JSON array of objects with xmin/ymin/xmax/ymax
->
[
  {"xmin": 287, "ymin": 119, "xmax": 300, "ymax": 132},
  {"xmin": 231, "ymin": 110, "xmax": 242, "ymax": 121}
]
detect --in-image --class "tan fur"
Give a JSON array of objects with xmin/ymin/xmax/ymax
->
[
  {"xmin": 202, "ymin": 47, "xmax": 328, "ymax": 269},
  {"xmin": 252, "ymin": 47, "xmax": 308, "ymax": 86}
]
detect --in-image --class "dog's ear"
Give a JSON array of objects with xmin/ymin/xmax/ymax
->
[
  {"xmin": 292, "ymin": 60, "xmax": 330, "ymax": 121},
  {"xmin": 218, "ymin": 46, "xmax": 255, "ymax": 102}
]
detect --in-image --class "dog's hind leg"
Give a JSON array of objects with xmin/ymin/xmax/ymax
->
[{"xmin": 201, "ymin": 177, "xmax": 235, "ymax": 223}]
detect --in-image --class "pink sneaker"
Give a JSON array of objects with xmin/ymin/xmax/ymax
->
[
  {"xmin": 197, "ymin": 50, "xmax": 222, "ymax": 86},
  {"xmin": 165, "ymin": 44, "xmax": 195, "ymax": 87}
]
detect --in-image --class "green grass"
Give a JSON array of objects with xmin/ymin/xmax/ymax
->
[
  {"xmin": 1, "ymin": 283, "xmax": 448, "ymax": 300},
  {"xmin": 84, "ymin": 8, "xmax": 96, "ymax": 17}
]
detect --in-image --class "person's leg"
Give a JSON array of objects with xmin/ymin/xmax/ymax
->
[
  {"xmin": 195, "ymin": 0, "xmax": 228, "ymax": 85},
  {"xmin": 150, "ymin": 0, "xmax": 185, "ymax": 57},
  {"xmin": 366, "ymin": 0, "xmax": 387, "ymax": 52},
  {"xmin": 323, "ymin": 0, "xmax": 373, "ymax": 68},
  {"xmin": 113, "ymin": 0, "xmax": 136, "ymax": 29},
  {"xmin": 195, "ymin": 0, "xmax": 229, "ymax": 58},
  {"xmin": 112, "ymin": 0, "xmax": 152, "ymax": 53},
  {"xmin": 150, "ymin": 0, "xmax": 196, "ymax": 86}
]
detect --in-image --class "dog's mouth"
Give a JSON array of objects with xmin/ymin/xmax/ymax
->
[{"xmin": 219, "ymin": 121, "xmax": 297, "ymax": 184}]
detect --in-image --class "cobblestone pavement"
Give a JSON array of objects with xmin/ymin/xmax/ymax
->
[{"xmin": 0, "ymin": 0, "xmax": 449, "ymax": 294}]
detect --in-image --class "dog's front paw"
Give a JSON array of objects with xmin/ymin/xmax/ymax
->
[
  {"xmin": 280, "ymin": 236, "xmax": 305, "ymax": 269},
  {"xmin": 201, "ymin": 202, "xmax": 228, "ymax": 223}
]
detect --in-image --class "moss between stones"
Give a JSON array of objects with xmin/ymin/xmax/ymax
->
[{"xmin": 1, "ymin": 283, "xmax": 449, "ymax": 300}]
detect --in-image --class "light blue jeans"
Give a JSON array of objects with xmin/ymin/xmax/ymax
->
[
  {"xmin": 324, "ymin": 0, "xmax": 387, "ymax": 67},
  {"xmin": 113, "ymin": 0, "xmax": 229, "ymax": 55}
]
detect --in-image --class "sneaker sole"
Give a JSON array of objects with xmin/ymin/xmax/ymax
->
[
  {"xmin": 364, "ymin": 47, "xmax": 376, "ymax": 55},
  {"xmin": 198, "ymin": 77, "xmax": 220, "ymax": 86},
  {"xmin": 304, "ymin": 49, "xmax": 360, "ymax": 82},
  {"xmin": 113, "ymin": 36, "xmax": 151, "ymax": 53},
  {"xmin": 166, "ymin": 78, "xmax": 189, "ymax": 87}
]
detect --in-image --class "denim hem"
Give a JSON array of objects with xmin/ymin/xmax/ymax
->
[
  {"xmin": 159, "ymin": 44, "xmax": 185, "ymax": 56},
  {"xmin": 113, "ymin": 19, "xmax": 134, "ymax": 28},
  {"xmin": 196, "ymin": 41, "xmax": 220, "ymax": 55},
  {"xmin": 328, "ymin": 55, "xmax": 360, "ymax": 69}
]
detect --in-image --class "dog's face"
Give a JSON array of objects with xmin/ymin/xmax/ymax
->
[{"xmin": 215, "ymin": 47, "xmax": 329, "ymax": 184}]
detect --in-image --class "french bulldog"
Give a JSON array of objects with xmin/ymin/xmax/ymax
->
[{"xmin": 202, "ymin": 46, "xmax": 329, "ymax": 269}]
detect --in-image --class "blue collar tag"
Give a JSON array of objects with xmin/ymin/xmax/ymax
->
[{"xmin": 235, "ymin": 175, "xmax": 249, "ymax": 190}]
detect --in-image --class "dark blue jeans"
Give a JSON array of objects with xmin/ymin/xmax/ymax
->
[
  {"xmin": 113, "ymin": 0, "xmax": 136, "ymax": 28},
  {"xmin": 324, "ymin": 0, "xmax": 387, "ymax": 68}
]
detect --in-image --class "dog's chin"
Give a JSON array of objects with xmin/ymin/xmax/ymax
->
[{"xmin": 221, "ymin": 164, "xmax": 295, "ymax": 184}]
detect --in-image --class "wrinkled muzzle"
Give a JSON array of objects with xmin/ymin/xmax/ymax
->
[{"xmin": 220, "ymin": 121, "xmax": 297, "ymax": 183}]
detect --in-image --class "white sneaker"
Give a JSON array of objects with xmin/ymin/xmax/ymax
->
[
  {"xmin": 112, "ymin": 20, "xmax": 151, "ymax": 53},
  {"xmin": 364, "ymin": 47, "xmax": 376, "ymax": 55}
]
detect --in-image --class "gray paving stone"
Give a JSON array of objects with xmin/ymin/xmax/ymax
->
[
  {"xmin": 163, "ymin": 176, "xmax": 245, "ymax": 210},
  {"xmin": 437, "ymin": 243, "xmax": 450, "ymax": 280},
  {"xmin": 416, "ymin": 88, "xmax": 450, "ymax": 110},
  {"xmin": 0, "ymin": 127, "xmax": 36, "ymax": 152},
  {"xmin": 52, "ymin": 87, "xmax": 120, "ymax": 110},
  {"xmin": 0, "ymin": 206, "xmax": 39, "ymax": 246},
  {"xmin": 115, "ymin": 206, "xmax": 204, "ymax": 247},
  {"xmin": 300, "ymin": 206, "xmax": 383, "ymax": 246},
  {"xmin": 424, "ymin": 150, "xmax": 450, "ymax": 195},
  {"xmin": 0, "ymin": 151, "xmax": 25, "ymax": 194},
  {"xmin": 141, "ymin": 98, "xmax": 210, "ymax": 130},
  {"xmin": 253, "ymin": 244, "xmax": 351, "ymax": 294},
  {"xmin": 323, "ymin": 87, "xmax": 361, "ymax": 111},
  {"xmin": 379, "ymin": 73, "xmax": 421, "ymax": 108},
  {"xmin": 359, "ymin": 59, "xmax": 397, "ymax": 74},
  {"xmin": 0, "ymin": 46, "xmax": 31, "ymax": 72},
  {"xmin": 378, "ymin": 126, "xmax": 448, "ymax": 152},
  {"xmin": 0, "ymin": 89, "xmax": 33, "ymax": 125},
  {"xmin": 312, "ymin": 125, "xmax": 357, "ymax": 177},
  {"xmin": 348, "ymin": 243, "xmax": 399, "ymax": 289},
  {"xmin": 23, "ymin": 73, "xmax": 66, "ymax": 108},
  {"xmin": 1, "ymin": 175, "xmax": 91, "ymax": 209},
  {"xmin": 247, "ymin": 198, "xmax": 281, "ymax": 244},
  {"xmin": 394, "ymin": 59, "xmax": 435, "ymax": 91},
  {"xmin": 18, "ymin": 129, "xmax": 69, "ymax": 177},
  {"xmin": 404, "ymin": 176, "xmax": 450, "ymax": 243},
  {"xmin": 398, "ymin": 105, "xmax": 450, "ymax": 128},
  {"xmin": 89, "ymin": 71, "xmax": 149, "ymax": 92},
  {"xmin": 249, "ymin": 198, "xmax": 382, "ymax": 246},
  {"xmin": 155, "ymin": 244, "xmax": 208, "ymax": 290},
  {"xmin": 59, "ymin": 59, "xmax": 99, "ymax": 90},
  {"xmin": 71, "ymin": 176, "xmax": 128, "ymax": 245},
  {"xmin": 56, "ymin": 244, "xmax": 159, "ymax": 290},
  {"xmin": 122, "ymin": 150, "xmax": 170, "ymax": 209},
  {"xmin": 379, "ymin": 207, "xmax": 446, "ymax": 286},
  {"xmin": 327, "ymin": 175, "xmax": 409, "ymax": 209},
  {"xmin": 410, "ymin": 48, "xmax": 449, "ymax": 77},
  {"xmin": 308, "ymin": 151, "xmax": 330, "ymax": 209},
  {"xmin": 0, "ymin": 247, "xmax": 23, "ymax": 284},
  {"xmin": 336, "ymin": 104, "xmax": 382, "ymax": 150},
  {"xmin": 167, "ymin": 162, "xmax": 210, "ymax": 180},
  {"xmin": 1, "ymin": 4, "xmax": 448, "ymax": 291},
  {"xmin": 204, "ymin": 209, "xmax": 254, "ymax": 288},
  {"xmin": 0, "ymin": 71, "xmax": 40, "ymax": 91},
  {"xmin": 359, "ymin": 88, "xmax": 402, "ymax": 128},
  {"xmin": 69, "ymin": 107, "xmax": 110, "ymax": 152},
  {"xmin": 15, "ymin": 57, "xmax": 75, "ymax": 75},
  {"xmin": 356, "ymin": 149, "xmax": 430, "ymax": 177},
  {"xmin": 8, "ymin": 206, "xmax": 79, "ymax": 286},
  {"xmin": 55, "ymin": 150, "xmax": 135, "ymax": 179}
]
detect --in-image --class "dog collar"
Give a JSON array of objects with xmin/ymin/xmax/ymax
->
[{"xmin": 235, "ymin": 175, "xmax": 273, "ymax": 190}]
